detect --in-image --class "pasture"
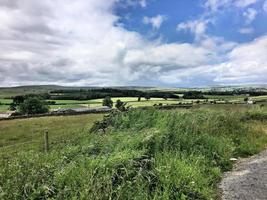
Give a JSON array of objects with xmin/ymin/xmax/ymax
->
[
  {"xmin": 0, "ymin": 97, "xmax": 182, "ymax": 113},
  {"xmin": 0, "ymin": 114, "xmax": 103, "ymax": 156},
  {"xmin": 2, "ymin": 95, "xmax": 267, "ymax": 113},
  {"xmin": 0, "ymin": 106, "xmax": 267, "ymax": 199}
]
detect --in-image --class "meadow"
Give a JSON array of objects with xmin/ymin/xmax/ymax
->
[
  {"xmin": 1, "ymin": 95, "xmax": 267, "ymax": 113},
  {"xmin": 0, "ymin": 97, "xmax": 183, "ymax": 112},
  {"xmin": 1, "ymin": 85, "xmax": 267, "ymax": 114},
  {"xmin": 0, "ymin": 114, "xmax": 103, "ymax": 155},
  {"xmin": 0, "ymin": 106, "xmax": 267, "ymax": 199}
]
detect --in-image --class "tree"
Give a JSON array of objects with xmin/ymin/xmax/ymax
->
[
  {"xmin": 145, "ymin": 94, "xmax": 150, "ymax": 101},
  {"xmin": 115, "ymin": 100, "xmax": 123, "ymax": 109},
  {"xmin": 13, "ymin": 95, "xmax": 25, "ymax": 105},
  {"xmin": 9, "ymin": 95, "xmax": 26, "ymax": 111},
  {"xmin": 102, "ymin": 96, "xmax": 113, "ymax": 108},
  {"xmin": 9, "ymin": 103, "xmax": 16, "ymax": 111},
  {"xmin": 115, "ymin": 99, "xmax": 128, "ymax": 111},
  {"xmin": 183, "ymin": 91, "xmax": 205, "ymax": 99},
  {"xmin": 19, "ymin": 97, "xmax": 49, "ymax": 115}
]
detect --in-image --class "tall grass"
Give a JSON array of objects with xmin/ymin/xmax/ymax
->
[{"xmin": 0, "ymin": 108, "xmax": 266, "ymax": 199}]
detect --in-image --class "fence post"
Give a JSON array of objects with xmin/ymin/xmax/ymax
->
[{"xmin": 44, "ymin": 130, "xmax": 49, "ymax": 153}]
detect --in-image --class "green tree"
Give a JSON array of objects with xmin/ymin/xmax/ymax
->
[
  {"xmin": 145, "ymin": 94, "xmax": 150, "ymax": 101},
  {"xmin": 19, "ymin": 97, "xmax": 49, "ymax": 115},
  {"xmin": 163, "ymin": 95, "xmax": 168, "ymax": 100},
  {"xmin": 13, "ymin": 95, "xmax": 25, "ymax": 105},
  {"xmin": 9, "ymin": 103, "xmax": 16, "ymax": 111},
  {"xmin": 115, "ymin": 100, "xmax": 128, "ymax": 111},
  {"xmin": 102, "ymin": 96, "xmax": 113, "ymax": 108}
]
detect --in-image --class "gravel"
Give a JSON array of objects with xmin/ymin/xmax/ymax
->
[{"xmin": 220, "ymin": 149, "xmax": 267, "ymax": 200}]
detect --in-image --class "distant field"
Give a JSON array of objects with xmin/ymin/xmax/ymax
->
[
  {"xmin": 0, "ymin": 105, "xmax": 9, "ymax": 112},
  {"xmin": 0, "ymin": 114, "xmax": 103, "ymax": 155},
  {"xmin": 0, "ymin": 99, "xmax": 12, "ymax": 104},
  {"xmin": 1, "ymin": 94, "xmax": 267, "ymax": 113},
  {"xmin": 204, "ymin": 95, "xmax": 247, "ymax": 101},
  {"xmin": 0, "ymin": 97, "xmax": 181, "ymax": 112}
]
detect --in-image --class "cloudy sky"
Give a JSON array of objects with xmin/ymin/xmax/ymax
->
[{"xmin": 0, "ymin": 0, "xmax": 267, "ymax": 87}]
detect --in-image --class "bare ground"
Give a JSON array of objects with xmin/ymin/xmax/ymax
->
[{"xmin": 219, "ymin": 149, "xmax": 267, "ymax": 200}]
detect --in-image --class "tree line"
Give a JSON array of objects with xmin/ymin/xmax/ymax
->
[{"xmin": 49, "ymin": 88, "xmax": 179, "ymax": 100}]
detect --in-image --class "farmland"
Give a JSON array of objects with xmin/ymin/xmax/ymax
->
[
  {"xmin": 1, "ymin": 86, "xmax": 267, "ymax": 199},
  {"xmin": 0, "ymin": 106, "xmax": 267, "ymax": 199},
  {"xmin": 0, "ymin": 114, "xmax": 103, "ymax": 156},
  {"xmin": 1, "ymin": 95, "xmax": 267, "ymax": 113},
  {"xmin": 1, "ymin": 85, "xmax": 267, "ymax": 114}
]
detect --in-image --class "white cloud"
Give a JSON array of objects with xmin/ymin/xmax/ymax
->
[
  {"xmin": 124, "ymin": 43, "xmax": 214, "ymax": 68},
  {"xmin": 204, "ymin": 0, "xmax": 258, "ymax": 12},
  {"xmin": 243, "ymin": 8, "xmax": 257, "ymax": 24},
  {"xmin": 177, "ymin": 19, "xmax": 209, "ymax": 40},
  {"xmin": 139, "ymin": 0, "xmax": 147, "ymax": 8},
  {"xmin": 204, "ymin": 0, "xmax": 231, "ymax": 12},
  {"xmin": 239, "ymin": 27, "xmax": 254, "ymax": 34},
  {"xmin": 263, "ymin": 0, "xmax": 267, "ymax": 12},
  {"xmin": 0, "ymin": 0, "xmax": 265, "ymax": 87},
  {"xmin": 235, "ymin": 0, "xmax": 258, "ymax": 8},
  {"xmin": 143, "ymin": 15, "xmax": 166, "ymax": 29},
  {"xmin": 213, "ymin": 36, "xmax": 267, "ymax": 84}
]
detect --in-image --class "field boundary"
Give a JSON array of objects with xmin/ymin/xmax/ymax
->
[
  {"xmin": 0, "ymin": 104, "xmax": 194, "ymax": 121},
  {"xmin": 0, "ymin": 109, "xmax": 111, "ymax": 121}
]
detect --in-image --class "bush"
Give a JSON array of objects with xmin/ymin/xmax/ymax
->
[
  {"xmin": 115, "ymin": 100, "xmax": 129, "ymax": 111},
  {"xmin": 102, "ymin": 96, "xmax": 113, "ymax": 108},
  {"xmin": 18, "ymin": 97, "xmax": 49, "ymax": 115}
]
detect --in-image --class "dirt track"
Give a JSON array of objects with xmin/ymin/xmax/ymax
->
[{"xmin": 220, "ymin": 149, "xmax": 267, "ymax": 200}]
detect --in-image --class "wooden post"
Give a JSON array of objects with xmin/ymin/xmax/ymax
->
[{"xmin": 44, "ymin": 130, "xmax": 49, "ymax": 153}]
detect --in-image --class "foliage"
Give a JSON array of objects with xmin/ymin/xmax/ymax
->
[
  {"xmin": 49, "ymin": 88, "xmax": 179, "ymax": 101},
  {"xmin": 145, "ymin": 94, "xmax": 151, "ymax": 101},
  {"xmin": 102, "ymin": 96, "xmax": 113, "ymax": 108},
  {"xmin": 18, "ymin": 97, "xmax": 49, "ymax": 115},
  {"xmin": 115, "ymin": 100, "xmax": 129, "ymax": 111},
  {"xmin": 183, "ymin": 91, "xmax": 206, "ymax": 99},
  {"xmin": 9, "ymin": 103, "xmax": 16, "ymax": 111},
  {"xmin": 1, "ymin": 108, "xmax": 267, "ymax": 199}
]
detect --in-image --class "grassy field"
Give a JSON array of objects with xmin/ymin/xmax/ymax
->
[
  {"xmin": 0, "ymin": 106, "xmax": 267, "ymax": 199},
  {"xmin": 0, "ymin": 114, "xmax": 103, "ymax": 155},
  {"xmin": 0, "ymin": 97, "xmax": 181, "ymax": 112},
  {"xmin": 1, "ymin": 94, "xmax": 267, "ymax": 113}
]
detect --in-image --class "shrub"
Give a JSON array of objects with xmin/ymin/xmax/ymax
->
[
  {"xmin": 18, "ymin": 97, "xmax": 49, "ymax": 115},
  {"xmin": 102, "ymin": 96, "xmax": 113, "ymax": 108}
]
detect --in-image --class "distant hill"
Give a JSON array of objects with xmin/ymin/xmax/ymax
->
[
  {"xmin": 0, "ymin": 84, "xmax": 266, "ymax": 98},
  {"xmin": 0, "ymin": 85, "xmax": 154, "ymax": 98}
]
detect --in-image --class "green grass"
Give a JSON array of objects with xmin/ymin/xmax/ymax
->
[
  {"xmin": 0, "ymin": 99, "xmax": 12, "ymax": 104},
  {"xmin": 1, "ymin": 95, "xmax": 266, "ymax": 113},
  {"xmin": 0, "ymin": 98, "xmax": 181, "ymax": 112},
  {"xmin": 0, "ymin": 105, "xmax": 9, "ymax": 112},
  {"xmin": 0, "ymin": 106, "xmax": 267, "ymax": 199},
  {"xmin": 0, "ymin": 114, "xmax": 103, "ymax": 155}
]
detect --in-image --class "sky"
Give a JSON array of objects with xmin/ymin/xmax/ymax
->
[{"xmin": 0, "ymin": 0, "xmax": 267, "ymax": 87}]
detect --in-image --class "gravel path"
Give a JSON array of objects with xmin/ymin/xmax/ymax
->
[{"xmin": 220, "ymin": 149, "xmax": 267, "ymax": 200}]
